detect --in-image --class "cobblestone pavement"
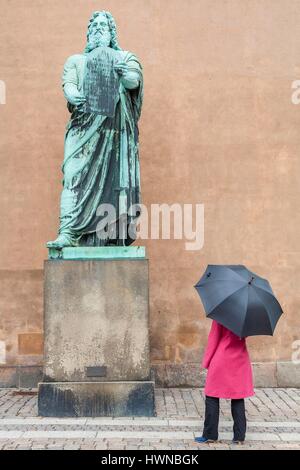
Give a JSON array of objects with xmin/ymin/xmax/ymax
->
[{"xmin": 0, "ymin": 388, "xmax": 299, "ymax": 450}]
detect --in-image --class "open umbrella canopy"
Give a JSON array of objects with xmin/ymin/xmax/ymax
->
[{"xmin": 194, "ymin": 265, "xmax": 283, "ymax": 337}]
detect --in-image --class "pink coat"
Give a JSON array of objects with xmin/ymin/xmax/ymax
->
[{"xmin": 202, "ymin": 320, "xmax": 254, "ymax": 399}]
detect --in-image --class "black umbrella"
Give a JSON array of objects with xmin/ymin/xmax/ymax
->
[{"xmin": 194, "ymin": 265, "xmax": 283, "ymax": 337}]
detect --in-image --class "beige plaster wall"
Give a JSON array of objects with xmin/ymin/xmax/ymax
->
[{"xmin": 0, "ymin": 0, "xmax": 300, "ymax": 372}]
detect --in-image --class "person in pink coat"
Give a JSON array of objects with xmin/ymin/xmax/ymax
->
[{"xmin": 195, "ymin": 320, "xmax": 254, "ymax": 444}]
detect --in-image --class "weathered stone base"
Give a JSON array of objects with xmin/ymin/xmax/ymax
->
[
  {"xmin": 43, "ymin": 259, "xmax": 151, "ymax": 383},
  {"xmin": 38, "ymin": 381, "xmax": 156, "ymax": 417}
]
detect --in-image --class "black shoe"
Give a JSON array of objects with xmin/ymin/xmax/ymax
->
[{"xmin": 232, "ymin": 439, "xmax": 244, "ymax": 445}]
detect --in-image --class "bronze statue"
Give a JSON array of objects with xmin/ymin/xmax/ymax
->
[{"xmin": 47, "ymin": 11, "xmax": 143, "ymax": 249}]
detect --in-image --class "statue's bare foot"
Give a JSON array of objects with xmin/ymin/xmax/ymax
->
[{"xmin": 46, "ymin": 234, "xmax": 76, "ymax": 249}]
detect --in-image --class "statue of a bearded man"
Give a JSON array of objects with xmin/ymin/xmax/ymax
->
[{"xmin": 47, "ymin": 11, "xmax": 143, "ymax": 249}]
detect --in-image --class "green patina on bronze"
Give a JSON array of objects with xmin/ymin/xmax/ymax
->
[
  {"xmin": 47, "ymin": 11, "xmax": 143, "ymax": 251},
  {"xmin": 48, "ymin": 246, "xmax": 146, "ymax": 260}
]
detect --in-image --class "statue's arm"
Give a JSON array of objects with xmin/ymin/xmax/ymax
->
[
  {"xmin": 62, "ymin": 55, "xmax": 86, "ymax": 107},
  {"xmin": 116, "ymin": 54, "xmax": 141, "ymax": 90},
  {"xmin": 121, "ymin": 69, "xmax": 140, "ymax": 90}
]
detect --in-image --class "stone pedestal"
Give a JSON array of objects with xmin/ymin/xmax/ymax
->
[{"xmin": 38, "ymin": 250, "xmax": 155, "ymax": 417}]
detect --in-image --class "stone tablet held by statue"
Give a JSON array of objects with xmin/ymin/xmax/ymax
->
[{"xmin": 83, "ymin": 46, "xmax": 121, "ymax": 117}]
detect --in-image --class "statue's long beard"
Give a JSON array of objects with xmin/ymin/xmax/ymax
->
[{"xmin": 86, "ymin": 32, "xmax": 111, "ymax": 52}]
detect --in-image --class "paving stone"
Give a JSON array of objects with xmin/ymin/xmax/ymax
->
[
  {"xmin": 0, "ymin": 387, "xmax": 299, "ymax": 450},
  {"xmin": 23, "ymin": 431, "xmax": 97, "ymax": 439},
  {"xmin": 0, "ymin": 431, "xmax": 22, "ymax": 439},
  {"xmin": 278, "ymin": 433, "xmax": 300, "ymax": 441},
  {"xmin": 95, "ymin": 443, "xmax": 108, "ymax": 450}
]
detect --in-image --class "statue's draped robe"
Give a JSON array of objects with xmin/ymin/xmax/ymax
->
[{"xmin": 59, "ymin": 49, "xmax": 143, "ymax": 246}]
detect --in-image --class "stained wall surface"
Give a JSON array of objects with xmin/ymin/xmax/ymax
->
[{"xmin": 0, "ymin": 1, "xmax": 300, "ymax": 379}]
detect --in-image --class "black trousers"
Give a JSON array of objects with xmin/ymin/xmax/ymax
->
[{"xmin": 202, "ymin": 395, "xmax": 246, "ymax": 441}]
